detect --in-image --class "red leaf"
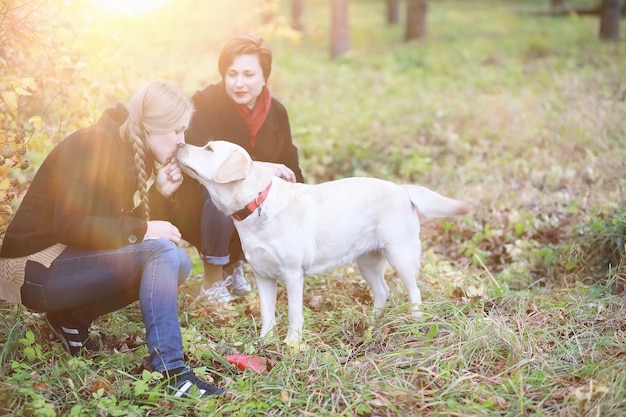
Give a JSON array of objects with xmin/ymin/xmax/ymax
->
[{"xmin": 225, "ymin": 354, "xmax": 273, "ymax": 373}]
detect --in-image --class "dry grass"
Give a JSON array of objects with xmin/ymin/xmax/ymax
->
[{"xmin": 1, "ymin": 0, "xmax": 625, "ymax": 416}]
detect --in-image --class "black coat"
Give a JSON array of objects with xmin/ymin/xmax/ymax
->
[{"xmin": 0, "ymin": 104, "xmax": 177, "ymax": 258}]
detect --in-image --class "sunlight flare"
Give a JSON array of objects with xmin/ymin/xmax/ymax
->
[{"xmin": 91, "ymin": 0, "xmax": 167, "ymax": 15}]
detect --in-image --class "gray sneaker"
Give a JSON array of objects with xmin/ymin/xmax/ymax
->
[
  {"xmin": 193, "ymin": 277, "xmax": 236, "ymax": 305},
  {"xmin": 226, "ymin": 260, "xmax": 251, "ymax": 296}
]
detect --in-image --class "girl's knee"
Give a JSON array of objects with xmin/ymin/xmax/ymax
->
[{"xmin": 147, "ymin": 240, "xmax": 191, "ymax": 282}]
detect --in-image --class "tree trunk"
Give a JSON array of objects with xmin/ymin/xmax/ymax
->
[
  {"xmin": 330, "ymin": 0, "xmax": 350, "ymax": 60},
  {"xmin": 599, "ymin": 0, "xmax": 621, "ymax": 41},
  {"xmin": 261, "ymin": 0, "xmax": 277, "ymax": 25},
  {"xmin": 386, "ymin": 0, "xmax": 400, "ymax": 25},
  {"xmin": 551, "ymin": 0, "xmax": 566, "ymax": 14},
  {"xmin": 291, "ymin": 0, "xmax": 305, "ymax": 32},
  {"xmin": 405, "ymin": 0, "xmax": 428, "ymax": 41}
]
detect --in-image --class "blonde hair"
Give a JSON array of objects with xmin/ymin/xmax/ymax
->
[{"xmin": 119, "ymin": 80, "xmax": 193, "ymax": 221}]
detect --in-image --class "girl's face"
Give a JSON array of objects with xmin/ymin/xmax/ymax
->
[
  {"xmin": 224, "ymin": 54, "xmax": 266, "ymax": 108},
  {"xmin": 146, "ymin": 125, "xmax": 187, "ymax": 165}
]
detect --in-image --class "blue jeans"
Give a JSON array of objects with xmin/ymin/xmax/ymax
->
[
  {"xmin": 200, "ymin": 187, "xmax": 235, "ymax": 266},
  {"xmin": 21, "ymin": 239, "xmax": 190, "ymax": 373}
]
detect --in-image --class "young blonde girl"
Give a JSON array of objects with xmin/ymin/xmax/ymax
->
[{"xmin": 0, "ymin": 80, "xmax": 223, "ymax": 398}]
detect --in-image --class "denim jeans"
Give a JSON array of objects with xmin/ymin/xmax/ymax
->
[
  {"xmin": 21, "ymin": 239, "xmax": 191, "ymax": 372},
  {"xmin": 200, "ymin": 186, "xmax": 235, "ymax": 266}
]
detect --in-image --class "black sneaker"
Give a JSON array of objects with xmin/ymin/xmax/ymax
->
[
  {"xmin": 44, "ymin": 312, "xmax": 98, "ymax": 356},
  {"xmin": 163, "ymin": 367, "xmax": 224, "ymax": 398}
]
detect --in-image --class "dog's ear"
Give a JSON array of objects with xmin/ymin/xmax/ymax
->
[{"xmin": 215, "ymin": 148, "xmax": 251, "ymax": 183}]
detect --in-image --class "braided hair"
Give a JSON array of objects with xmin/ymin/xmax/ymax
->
[{"xmin": 119, "ymin": 80, "xmax": 193, "ymax": 221}]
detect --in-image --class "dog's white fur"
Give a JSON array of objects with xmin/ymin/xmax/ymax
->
[{"xmin": 176, "ymin": 141, "xmax": 470, "ymax": 344}]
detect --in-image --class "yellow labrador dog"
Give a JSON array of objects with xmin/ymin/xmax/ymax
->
[{"xmin": 176, "ymin": 141, "xmax": 470, "ymax": 345}]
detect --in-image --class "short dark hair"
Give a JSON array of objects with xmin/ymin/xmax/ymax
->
[{"xmin": 217, "ymin": 34, "xmax": 272, "ymax": 81}]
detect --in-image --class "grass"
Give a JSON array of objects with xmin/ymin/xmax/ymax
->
[{"xmin": 1, "ymin": 0, "xmax": 626, "ymax": 415}]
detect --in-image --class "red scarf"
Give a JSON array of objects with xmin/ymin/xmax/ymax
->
[{"xmin": 235, "ymin": 87, "xmax": 272, "ymax": 149}]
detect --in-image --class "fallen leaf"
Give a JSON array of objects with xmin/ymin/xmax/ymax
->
[
  {"xmin": 226, "ymin": 354, "xmax": 274, "ymax": 373},
  {"xmin": 309, "ymin": 295, "xmax": 323, "ymax": 310}
]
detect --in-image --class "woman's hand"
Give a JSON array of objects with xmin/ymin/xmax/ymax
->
[
  {"xmin": 155, "ymin": 157, "xmax": 184, "ymax": 198},
  {"xmin": 256, "ymin": 161, "xmax": 296, "ymax": 183},
  {"xmin": 145, "ymin": 220, "xmax": 182, "ymax": 244}
]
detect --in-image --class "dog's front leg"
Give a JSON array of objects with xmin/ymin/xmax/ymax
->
[
  {"xmin": 256, "ymin": 276, "xmax": 278, "ymax": 339},
  {"xmin": 282, "ymin": 272, "xmax": 305, "ymax": 345}
]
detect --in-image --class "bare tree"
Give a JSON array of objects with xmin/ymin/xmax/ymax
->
[
  {"xmin": 330, "ymin": 0, "xmax": 349, "ymax": 59},
  {"xmin": 405, "ymin": 0, "xmax": 428, "ymax": 41},
  {"xmin": 386, "ymin": 0, "xmax": 400, "ymax": 25},
  {"xmin": 599, "ymin": 0, "xmax": 622, "ymax": 40},
  {"xmin": 551, "ymin": 0, "xmax": 566, "ymax": 14},
  {"xmin": 260, "ymin": 0, "xmax": 277, "ymax": 25},
  {"xmin": 291, "ymin": 0, "xmax": 305, "ymax": 31}
]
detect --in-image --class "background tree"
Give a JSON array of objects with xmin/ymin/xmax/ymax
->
[
  {"xmin": 551, "ymin": 0, "xmax": 566, "ymax": 14},
  {"xmin": 291, "ymin": 0, "xmax": 305, "ymax": 31},
  {"xmin": 0, "ymin": 1, "xmax": 101, "ymax": 239},
  {"xmin": 1, "ymin": 1, "xmax": 44, "ymax": 238},
  {"xmin": 386, "ymin": 0, "xmax": 400, "ymax": 25},
  {"xmin": 261, "ymin": 0, "xmax": 279, "ymax": 25},
  {"xmin": 405, "ymin": 0, "xmax": 428, "ymax": 41},
  {"xmin": 330, "ymin": 0, "xmax": 349, "ymax": 59},
  {"xmin": 599, "ymin": 0, "xmax": 622, "ymax": 40}
]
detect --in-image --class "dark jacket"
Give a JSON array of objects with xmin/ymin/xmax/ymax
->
[
  {"xmin": 186, "ymin": 82, "xmax": 304, "ymax": 183},
  {"xmin": 0, "ymin": 104, "xmax": 177, "ymax": 258}
]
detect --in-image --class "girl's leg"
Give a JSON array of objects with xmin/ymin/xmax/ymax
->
[{"xmin": 22, "ymin": 239, "xmax": 190, "ymax": 371}]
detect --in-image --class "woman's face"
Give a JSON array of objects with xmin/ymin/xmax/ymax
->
[
  {"xmin": 146, "ymin": 125, "xmax": 187, "ymax": 165},
  {"xmin": 224, "ymin": 54, "xmax": 266, "ymax": 108}
]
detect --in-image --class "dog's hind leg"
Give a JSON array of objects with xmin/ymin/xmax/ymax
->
[
  {"xmin": 386, "ymin": 245, "xmax": 423, "ymax": 319},
  {"xmin": 356, "ymin": 251, "xmax": 390, "ymax": 316},
  {"xmin": 256, "ymin": 275, "xmax": 278, "ymax": 339}
]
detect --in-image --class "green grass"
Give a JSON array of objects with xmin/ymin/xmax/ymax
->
[{"xmin": 1, "ymin": 0, "xmax": 625, "ymax": 415}]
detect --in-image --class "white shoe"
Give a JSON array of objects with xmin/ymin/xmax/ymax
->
[
  {"xmin": 193, "ymin": 278, "xmax": 236, "ymax": 305},
  {"xmin": 227, "ymin": 260, "xmax": 251, "ymax": 296}
]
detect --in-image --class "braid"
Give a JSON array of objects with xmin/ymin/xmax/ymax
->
[
  {"xmin": 120, "ymin": 111, "xmax": 152, "ymax": 222},
  {"xmin": 131, "ymin": 127, "xmax": 151, "ymax": 221}
]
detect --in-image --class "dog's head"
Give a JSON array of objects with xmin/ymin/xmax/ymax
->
[{"xmin": 176, "ymin": 141, "xmax": 252, "ymax": 186}]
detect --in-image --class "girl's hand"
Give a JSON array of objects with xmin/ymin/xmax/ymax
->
[
  {"xmin": 145, "ymin": 220, "xmax": 182, "ymax": 244},
  {"xmin": 256, "ymin": 161, "xmax": 296, "ymax": 183},
  {"xmin": 156, "ymin": 157, "xmax": 184, "ymax": 198}
]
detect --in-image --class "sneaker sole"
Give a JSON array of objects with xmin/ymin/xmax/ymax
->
[{"xmin": 231, "ymin": 287, "xmax": 252, "ymax": 296}]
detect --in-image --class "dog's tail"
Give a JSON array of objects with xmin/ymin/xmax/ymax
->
[{"xmin": 402, "ymin": 185, "xmax": 471, "ymax": 218}]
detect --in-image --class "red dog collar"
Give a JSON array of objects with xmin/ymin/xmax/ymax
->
[{"xmin": 232, "ymin": 182, "xmax": 273, "ymax": 221}]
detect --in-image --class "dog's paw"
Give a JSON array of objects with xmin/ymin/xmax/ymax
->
[
  {"xmin": 411, "ymin": 311, "xmax": 425, "ymax": 320},
  {"xmin": 284, "ymin": 338, "xmax": 306, "ymax": 353},
  {"xmin": 284, "ymin": 331, "xmax": 306, "ymax": 353}
]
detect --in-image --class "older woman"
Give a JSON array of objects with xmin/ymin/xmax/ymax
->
[{"xmin": 185, "ymin": 34, "xmax": 304, "ymax": 304}]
